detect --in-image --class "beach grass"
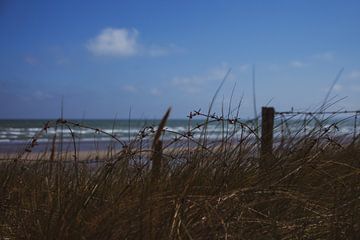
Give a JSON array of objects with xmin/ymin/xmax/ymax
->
[{"xmin": 0, "ymin": 108, "xmax": 359, "ymax": 239}]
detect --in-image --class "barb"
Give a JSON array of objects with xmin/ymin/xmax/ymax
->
[{"xmin": 275, "ymin": 110, "xmax": 360, "ymax": 115}]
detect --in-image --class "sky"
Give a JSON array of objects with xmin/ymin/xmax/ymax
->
[{"xmin": 1, "ymin": 0, "xmax": 360, "ymax": 119}]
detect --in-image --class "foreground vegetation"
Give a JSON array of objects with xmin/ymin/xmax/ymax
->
[{"xmin": 1, "ymin": 108, "xmax": 359, "ymax": 239}]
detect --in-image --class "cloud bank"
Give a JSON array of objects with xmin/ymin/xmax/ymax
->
[
  {"xmin": 289, "ymin": 60, "xmax": 306, "ymax": 68},
  {"xmin": 86, "ymin": 27, "xmax": 180, "ymax": 57},
  {"xmin": 172, "ymin": 64, "xmax": 236, "ymax": 94},
  {"xmin": 87, "ymin": 28, "xmax": 139, "ymax": 57},
  {"xmin": 347, "ymin": 70, "xmax": 360, "ymax": 80},
  {"xmin": 312, "ymin": 52, "xmax": 334, "ymax": 61}
]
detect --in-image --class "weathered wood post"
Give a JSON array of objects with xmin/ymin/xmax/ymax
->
[{"xmin": 260, "ymin": 107, "xmax": 275, "ymax": 170}]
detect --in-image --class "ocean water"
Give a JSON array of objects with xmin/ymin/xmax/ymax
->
[
  {"xmin": 0, "ymin": 119, "xmax": 191, "ymax": 143},
  {"xmin": 0, "ymin": 117, "xmax": 358, "ymax": 153},
  {"xmin": 0, "ymin": 119, "xmax": 217, "ymax": 152}
]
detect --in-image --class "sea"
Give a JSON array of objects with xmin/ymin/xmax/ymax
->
[
  {"xmin": 0, "ymin": 119, "xmax": 211, "ymax": 153},
  {"xmin": 0, "ymin": 117, "xmax": 358, "ymax": 153}
]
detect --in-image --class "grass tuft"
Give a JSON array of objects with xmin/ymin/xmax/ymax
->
[{"xmin": 1, "ymin": 106, "xmax": 360, "ymax": 239}]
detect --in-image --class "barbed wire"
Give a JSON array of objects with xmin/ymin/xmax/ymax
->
[{"xmin": 275, "ymin": 110, "xmax": 360, "ymax": 115}]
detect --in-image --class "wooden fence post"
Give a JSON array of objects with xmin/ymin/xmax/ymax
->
[{"xmin": 261, "ymin": 107, "xmax": 275, "ymax": 168}]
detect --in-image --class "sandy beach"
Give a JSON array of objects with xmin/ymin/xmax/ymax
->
[{"xmin": 0, "ymin": 149, "xmax": 116, "ymax": 162}]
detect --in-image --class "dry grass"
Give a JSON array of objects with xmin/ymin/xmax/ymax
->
[{"xmin": 0, "ymin": 109, "xmax": 359, "ymax": 239}]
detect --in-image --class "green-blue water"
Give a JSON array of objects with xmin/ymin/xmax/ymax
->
[{"xmin": 0, "ymin": 117, "xmax": 358, "ymax": 153}]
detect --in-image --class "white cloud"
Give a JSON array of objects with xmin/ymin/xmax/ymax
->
[
  {"xmin": 312, "ymin": 52, "xmax": 334, "ymax": 61},
  {"xmin": 289, "ymin": 60, "xmax": 306, "ymax": 68},
  {"xmin": 24, "ymin": 55, "xmax": 39, "ymax": 65},
  {"xmin": 33, "ymin": 90, "xmax": 52, "ymax": 100},
  {"xmin": 208, "ymin": 64, "xmax": 234, "ymax": 80},
  {"xmin": 347, "ymin": 70, "xmax": 360, "ymax": 80},
  {"xmin": 147, "ymin": 44, "xmax": 183, "ymax": 57},
  {"xmin": 147, "ymin": 46, "xmax": 169, "ymax": 57},
  {"xmin": 56, "ymin": 57, "xmax": 70, "ymax": 65},
  {"xmin": 321, "ymin": 84, "xmax": 343, "ymax": 93},
  {"xmin": 172, "ymin": 64, "xmax": 233, "ymax": 94},
  {"xmin": 172, "ymin": 76, "xmax": 202, "ymax": 94},
  {"xmin": 333, "ymin": 84, "xmax": 343, "ymax": 92},
  {"xmin": 238, "ymin": 64, "xmax": 250, "ymax": 72},
  {"xmin": 150, "ymin": 88, "xmax": 161, "ymax": 96},
  {"xmin": 86, "ymin": 28, "xmax": 139, "ymax": 57},
  {"xmin": 121, "ymin": 85, "xmax": 137, "ymax": 93},
  {"xmin": 350, "ymin": 85, "xmax": 360, "ymax": 92},
  {"xmin": 267, "ymin": 64, "xmax": 281, "ymax": 72},
  {"xmin": 86, "ymin": 27, "xmax": 182, "ymax": 58}
]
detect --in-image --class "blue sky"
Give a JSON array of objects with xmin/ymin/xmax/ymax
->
[{"xmin": 1, "ymin": 0, "xmax": 360, "ymax": 119}]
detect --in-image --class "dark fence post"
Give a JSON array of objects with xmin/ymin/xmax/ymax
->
[{"xmin": 261, "ymin": 107, "xmax": 275, "ymax": 168}]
